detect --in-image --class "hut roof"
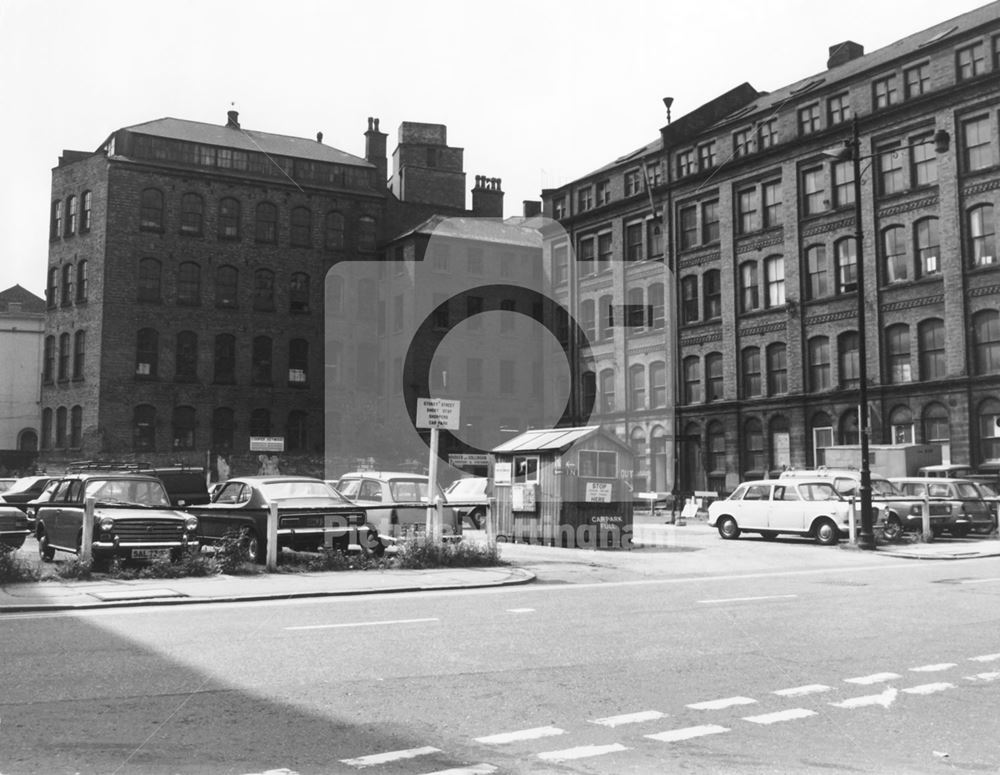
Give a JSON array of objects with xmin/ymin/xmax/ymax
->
[{"xmin": 492, "ymin": 426, "xmax": 632, "ymax": 455}]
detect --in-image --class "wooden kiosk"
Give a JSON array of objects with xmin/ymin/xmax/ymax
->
[{"xmin": 490, "ymin": 425, "xmax": 634, "ymax": 548}]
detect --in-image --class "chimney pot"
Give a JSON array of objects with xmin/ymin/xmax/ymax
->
[
  {"xmin": 227, "ymin": 110, "xmax": 240, "ymax": 129},
  {"xmin": 317, "ymin": 131, "xmax": 323, "ymax": 143}
]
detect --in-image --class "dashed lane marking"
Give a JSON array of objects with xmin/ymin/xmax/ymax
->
[
  {"xmin": 646, "ymin": 725, "xmax": 730, "ymax": 743},
  {"xmin": 698, "ymin": 594, "xmax": 797, "ymax": 604},
  {"xmin": 959, "ymin": 578, "xmax": 1000, "ymax": 584},
  {"xmin": 969, "ymin": 652, "xmax": 1000, "ymax": 662},
  {"xmin": 537, "ymin": 743, "xmax": 629, "ymax": 762},
  {"xmin": 687, "ymin": 696, "xmax": 757, "ymax": 710},
  {"xmin": 964, "ymin": 671, "xmax": 1000, "ymax": 682},
  {"xmin": 422, "ymin": 766, "xmax": 497, "ymax": 775},
  {"xmin": 591, "ymin": 710, "xmax": 666, "ymax": 727},
  {"xmin": 844, "ymin": 672, "xmax": 900, "ymax": 685},
  {"xmin": 909, "ymin": 663, "xmax": 956, "ymax": 672},
  {"xmin": 286, "ymin": 617, "xmax": 439, "ymax": 631},
  {"xmin": 506, "ymin": 608, "xmax": 534, "ymax": 613},
  {"xmin": 340, "ymin": 745, "xmax": 440, "ymax": 767},
  {"xmin": 474, "ymin": 726, "xmax": 565, "ymax": 745},
  {"xmin": 830, "ymin": 687, "xmax": 898, "ymax": 709},
  {"xmin": 902, "ymin": 682, "xmax": 955, "ymax": 695},
  {"xmin": 773, "ymin": 684, "xmax": 831, "ymax": 697},
  {"xmin": 742, "ymin": 708, "xmax": 817, "ymax": 725}
]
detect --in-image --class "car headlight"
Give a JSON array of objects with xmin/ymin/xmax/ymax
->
[
  {"xmin": 185, "ymin": 516, "xmax": 198, "ymax": 532},
  {"xmin": 99, "ymin": 516, "xmax": 114, "ymax": 532}
]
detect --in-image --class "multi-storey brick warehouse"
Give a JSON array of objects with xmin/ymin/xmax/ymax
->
[
  {"xmin": 41, "ymin": 112, "xmax": 502, "ymax": 474},
  {"xmin": 543, "ymin": 2, "xmax": 1000, "ymax": 496}
]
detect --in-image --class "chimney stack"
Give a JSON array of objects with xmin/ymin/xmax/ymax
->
[
  {"xmin": 472, "ymin": 176, "xmax": 504, "ymax": 218},
  {"xmin": 226, "ymin": 110, "xmax": 240, "ymax": 129},
  {"xmin": 523, "ymin": 200, "xmax": 542, "ymax": 218},
  {"xmin": 827, "ymin": 41, "xmax": 864, "ymax": 69},
  {"xmin": 365, "ymin": 116, "xmax": 388, "ymax": 189}
]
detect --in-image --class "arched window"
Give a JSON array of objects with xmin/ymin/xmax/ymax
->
[
  {"xmin": 180, "ymin": 193, "xmax": 204, "ymax": 235},
  {"xmin": 81, "ymin": 191, "xmax": 92, "ymax": 233},
  {"xmin": 216, "ymin": 265, "xmax": 238, "ymax": 308},
  {"xmin": 358, "ymin": 215, "xmax": 376, "ymax": 252},
  {"xmin": 702, "ymin": 269, "xmax": 721, "ymax": 319},
  {"xmin": 840, "ymin": 408, "xmax": 859, "ymax": 445},
  {"xmin": 290, "ymin": 206, "xmax": 312, "ymax": 247},
  {"xmin": 65, "ymin": 195, "xmax": 78, "ymax": 236},
  {"xmin": 835, "ymin": 237, "xmax": 857, "ymax": 293},
  {"xmin": 70, "ymin": 406, "xmax": 82, "ymax": 449},
  {"xmin": 18, "ymin": 429, "xmax": 38, "ymax": 452},
  {"xmin": 599, "ymin": 294, "xmax": 613, "ymax": 340},
  {"xmin": 73, "ymin": 330, "xmax": 86, "ymax": 380},
  {"xmin": 741, "ymin": 346, "xmax": 761, "ymax": 398},
  {"xmin": 681, "ymin": 276, "xmax": 699, "ymax": 323},
  {"xmin": 58, "ymin": 332, "xmax": 70, "ymax": 380},
  {"xmin": 890, "ymin": 405, "xmax": 914, "ymax": 445},
  {"xmin": 838, "ymin": 331, "xmax": 860, "ymax": 388},
  {"xmin": 739, "ymin": 261, "xmax": 759, "ymax": 312},
  {"xmin": 140, "ymin": 188, "xmax": 163, "ymax": 231},
  {"xmin": 55, "ymin": 407, "xmax": 68, "ymax": 448},
  {"xmin": 649, "ymin": 283, "xmax": 665, "ymax": 329},
  {"xmin": 289, "ymin": 272, "xmax": 310, "ymax": 314},
  {"xmin": 915, "ymin": 217, "xmax": 940, "ymax": 276},
  {"xmin": 255, "ymin": 202, "xmax": 278, "ymax": 243},
  {"xmin": 630, "ymin": 363, "xmax": 646, "ymax": 410},
  {"xmin": 177, "ymin": 261, "xmax": 201, "ymax": 305},
  {"xmin": 707, "ymin": 421, "xmax": 726, "ymax": 476},
  {"xmin": 918, "ymin": 318, "xmax": 945, "ymax": 380},
  {"xmin": 172, "ymin": 406, "xmax": 196, "ymax": 450},
  {"xmin": 50, "ymin": 199, "xmax": 62, "ymax": 240},
  {"xmin": 288, "ymin": 338, "xmax": 309, "ymax": 386},
  {"xmin": 764, "ymin": 255, "xmax": 785, "ymax": 307},
  {"xmin": 135, "ymin": 328, "xmax": 158, "ymax": 378},
  {"xmin": 43, "ymin": 336, "xmax": 54, "ymax": 383},
  {"xmin": 212, "ymin": 408, "xmax": 235, "ymax": 452},
  {"xmin": 968, "ymin": 204, "xmax": 996, "ymax": 267},
  {"xmin": 805, "ymin": 244, "xmax": 828, "ymax": 300},
  {"xmin": 138, "ymin": 258, "xmax": 162, "ymax": 302},
  {"xmin": 922, "ymin": 402, "xmax": 950, "ymax": 445},
  {"xmin": 286, "ymin": 411, "xmax": 308, "ymax": 452},
  {"xmin": 218, "ymin": 197, "xmax": 241, "ymax": 239},
  {"xmin": 650, "ymin": 425, "xmax": 668, "ymax": 491},
  {"xmin": 175, "ymin": 331, "xmax": 198, "ymax": 381},
  {"xmin": 133, "ymin": 405, "xmax": 156, "ymax": 451},
  {"xmin": 885, "ymin": 324, "xmax": 911, "ymax": 383},
  {"xmin": 599, "ymin": 368, "xmax": 615, "ymax": 414},
  {"xmin": 76, "ymin": 259, "xmax": 88, "ymax": 303},
  {"xmin": 214, "ymin": 334, "xmax": 236, "ymax": 384},
  {"xmin": 253, "ymin": 269, "xmax": 275, "ymax": 312},
  {"xmin": 882, "ymin": 225, "xmax": 908, "ymax": 283},
  {"xmin": 972, "ymin": 309, "xmax": 1000, "ymax": 375},
  {"xmin": 808, "ymin": 336, "xmax": 831, "ymax": 391},
  {"xmin": 649, "ymin": 361, "xmax": 667, "ymax": 408},
  {"xmin": 324, "ymin": 211, "xmax": 345, "ymax": 249},
  {"xmin": 766, "ymin": 343, "xmax": 787, "ymax": 395},
  {"xmin": 252, "ymin": 336, "xmax": 272, "ymax": 385},
  {"xmin": 580, "ymin": 299, "xmax": 596, "ymax": 341},
  {"xmin": 706, "ymin": 352, "xmax": 724, "ymax": 401},
  {"xmin": 743, "ymin": 417, "xmax": 764, "ymax": 475}
]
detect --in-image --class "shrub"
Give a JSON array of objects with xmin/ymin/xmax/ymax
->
[
  {"xmin": 395, "ymin": 538, "xmax": 504, "ymax": 569},
  {"xmin": 0, "ymin": 546, "xmax": 40, "ymax": 583},
  {"xmin": 133, "ymin": 549, "xmax": 218, "ymax": 579},
  {"xmin": 212, "ymin": 531, "xmax": 260, "ymax": 575},
  {"xmin": 55, "ymin": 558, "xmax": 95, "ymax": 580}
]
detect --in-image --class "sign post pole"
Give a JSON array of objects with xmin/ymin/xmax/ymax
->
[
  {"xmin": 416, "ymin": 397, "xmax": 460, "ymax": 543},
  {"xmin": 427, "ymin": 425, "xmax": 440, "ymax": 540}
]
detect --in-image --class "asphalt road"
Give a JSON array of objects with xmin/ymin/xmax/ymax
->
[{"xmin": 2, "ymin": 535, "xmax": 999, "ymax": 774}]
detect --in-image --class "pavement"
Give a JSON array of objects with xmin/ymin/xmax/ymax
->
[{"xmin": 1, "ymin": 522, "xmax": 998, "ymax": 614}]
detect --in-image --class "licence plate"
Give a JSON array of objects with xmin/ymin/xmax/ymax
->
[{"xmin": 131, "ymin": 548, "xmax": 170, "ymax": 560}]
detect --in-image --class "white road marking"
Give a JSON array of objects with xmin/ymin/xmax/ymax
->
[
  {"xmin": 964, "ymin": 672, "xmax": 1000, "ymax": 682},
  {"xmin": 241, "ymin": 770, "xmax": 299, "ymax": 775},
  {"xmin": 902, "ymin": 682, "xmax": 954, "ymax": 695},
  {"xmin": 774, "ymin": 684, "xmax": 831, "ymax": 697},
  {"xmin": 959, "ymin": 577, "xmax": 1000, "ymax": 584},
  {"xmin": 742, "ymin": 708, "xmax": 817, "ymax": 725},
  {"xmin": 844, "ymin": 672, "xmax": 900, "ymax": 685},
  {"xmin": 537, "ymin": 743, "xmax": 629, "ymax": 762},
  {"xmin": 591, "ymin": 710, "xmax": 666, "ymax": 727},
  {"xmin": 646, "ymin": 724, "xmax": 730, "ymax": 742},
  {"xmin": 340, "ymin": 745, "xmax": 440, "ymax": 767},
  {"xmin": 969, "ymin": 652, "xmax": 1000, "ymax": 662},
  {"xmin": 285, "ymin": 617, "xmax": 438, "ymax": 631},
  {"xmin": 831, "ymin": 687, "xmax": 898, "ymax": 709},
  {"xmin": 698, "ymin": 594, "xmax": 797, "ymax": 604},
  {"xmin": 422, "ymin": 766, "xmax": 497, "ymax": 775},
  {"xmin": 507, "ymin": 608, "xmax": 534, "ymax": 613},
  {"xmin": 687, "ymin": 696, "xmax": 757, "ymax": 710},
  {"xmin": 475, "ymin": 726, "xmax": 565, "ymax": 745},
  {"xmin": 909, "ymin": 663, "xmax": 956, "ymax": 672}
]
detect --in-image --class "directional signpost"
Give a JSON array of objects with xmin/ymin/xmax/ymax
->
[{"xmin": 417, "ymin": 398, "xmax": 460, "ymax": 540}]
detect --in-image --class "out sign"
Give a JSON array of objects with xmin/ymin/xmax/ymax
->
[{"xmin": 417, "ymin": 398, "xmax": 461, "ymax": 430}]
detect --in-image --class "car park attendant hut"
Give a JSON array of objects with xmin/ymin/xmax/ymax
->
[{"xmin": 490, "ymin": 425, "xmax": 633, "ymax": 548}]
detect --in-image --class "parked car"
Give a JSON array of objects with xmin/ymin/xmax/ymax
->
[
  {"xmin": 443, "ymin": 476, "xmax": 489, "ymax": 529},
  {"xmin": 0, "ymin": 476, "xmax": 58, "ymax": 512},
  {"xmin": 188, "ymin": 476, "xmax": 378, "ymax": 562},
  {"xmin": 66, "ymin": 460, "xmax": 210, "ymax": 508},
  {"xmin": 780, "ymin": 468, "xmax": 951, "ymax": 539},
  {"xmin": 34, "ymin": 473, "xmax": 199, "ymax": 569},
  {"xmin": 0, "ymin": 504, "xmax": 30, "ymax": 550},
  {"xmin": 707, "ymin": 479, "xmax": 854, "ymax": 545},
  {"xmin": 889, "ymin": 477, "xmax": 994, "ymax": 537},
  {"xmin": 334, "ymin": 471, "xmax": 462, "ymax": 541}
]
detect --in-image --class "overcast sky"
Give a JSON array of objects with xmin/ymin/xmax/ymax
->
[{"xmin": 0, "ymin": 0, "xmax": 991, "ymax": 297}]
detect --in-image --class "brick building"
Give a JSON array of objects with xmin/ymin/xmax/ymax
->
[
  {"xmin": 0, "ymin": 284, "xmax": 44, "ymax": 471},
  {"xmin": 542, "ymin": 2, "xmax": 1000, "ymax": 495},
  {"xmin": 42, "ymin": 112, "xmax": 505, "ymax": 476}
]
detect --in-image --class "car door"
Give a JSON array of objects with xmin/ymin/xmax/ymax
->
[
  {"xmin": 768, "ymin": 482, "xmax": 806, "ymax": 532},
  {"xmin": 45, "ymin": 480, "xmax": 74, "ymax": 549},
  {"xmin": 730, "ymin": 483, "xmax": 772, "ymax": 530}
]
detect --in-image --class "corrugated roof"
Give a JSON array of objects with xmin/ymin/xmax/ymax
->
[
  {"xmin": 492, "ymin": 426, "xmax": 603, "ymax": 453},
  {"xmin": 117, "ymin": 117, "xmax": 373, "ymax": 168}
]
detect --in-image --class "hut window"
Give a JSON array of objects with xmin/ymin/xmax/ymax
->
[
  {"xmin": 513, "ymin": 455, "xmax": 539, "ymax": 483},
  {"xmin": 580, "ymin": 450, "xmax": 617, "ymax": 478}
]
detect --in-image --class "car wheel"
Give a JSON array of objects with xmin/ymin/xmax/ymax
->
[
  {"xmin": 241, "ymin": 527, "xmax": 263, "ymax": 564},
  {"xmin": 363, "ymin": 525, "xmax": 386, "ymax": 558},
  {"xmin": 471, "ymin": 508, "xmax": 486, "ymax": 530},
  {"xmin": 882, "ymin": 515, "xmax": 904, "ymax": 541},
  {"xmin": 760, "ymin": 531, "xmax": 778, "ymax": 540},
  {"xmin": 37, "ymin": 530, "xmax": 54, "ymax": 562},
  {"xmin": 717, "ymin": 516, "xmax": 740, "ymax": 540},
  {"xmin": 813, "ymin": 518, "xmax": 839, "ymax": 546},
  {"xmin": 951, "ymin": 524, "xmax": 970, "ymax": 538},
  {"xmin": 931, "ymin": 526, "xmax": 944, "ymax": 538}
]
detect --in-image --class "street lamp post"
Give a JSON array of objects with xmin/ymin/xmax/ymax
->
[{"xmin": 835, "ymin": 117, "xmax": 950, "ymax": 550}]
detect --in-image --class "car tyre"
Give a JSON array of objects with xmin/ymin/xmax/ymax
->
[
  {"xmin": 950, "ymin": 524, "xmax": 970, "ymax": 538},
  {"xmin": 759, "ymin": 531, "xmax": 777, "ymax": 540},
  {"xmin": 470, "ymin": 508, "xmax": 486, "ymax": 530},
  {"xmin": 813, "ymin": 518, "xmax": 839, "ymax": 546},
  {"xmin": 882, "ymin": 514, "xmax": 904, "ymax": 541},
  {"xmin": 241, "ymin": 527, "xmax": 263, "ymax": 564},
  {"xmin": 717, "ymin": 516, "xmax": 740, "ymax": 540},
  {"xmin": 37, "ymin": 530, "xmax": 54, "ymax": 562}
]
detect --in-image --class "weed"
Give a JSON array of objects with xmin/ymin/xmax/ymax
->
[
  {"xmin": 395, "ymin": 538, "xmax": 504, "ymax": 569},
  {"xmin": 55, "ymin": 558, "xmax": 95, "ymax": 580},
  {"xmin": 0, "ymin": 546, "xmax": 40, "ymax": 583}
]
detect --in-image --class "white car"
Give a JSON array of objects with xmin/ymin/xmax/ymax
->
[
  {"xmin": 707, "ymin": 479, "xmax": 853, "ymax": 545},
  {"xmin": 334, "ymin": 471, "xmax": 462, "ymax": 541}
]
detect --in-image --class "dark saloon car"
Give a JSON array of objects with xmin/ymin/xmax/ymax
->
[
  {"xmin": 0, "ymin": 505, "xmax": 31, "ymax": 550},
  {"xmin": 34, "ymin": 473, "xmax": 199, "ymax": 569},
  {"xmin": 188, "ymin": 476, "xmax": 378, "ymax": 563}
]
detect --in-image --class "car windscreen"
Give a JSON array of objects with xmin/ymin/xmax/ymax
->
[
  {"xmin": 261, "ymin": 480, "xmax": 350, "ymax": 504},
  {"xmin": 871, "ymin": 478, "xmax": 902, "ymax": 496},
  {"xmin": 389, "ymin": 480, "xmax": 430, "ymax": 502},
  {"xmin": 955, "ymin": 482, "xmax": 983, "ymax": 498},
  {"xmin": 6, "ymin": 476, "xmax": 43, "ymax": 494},
  {"xmin": 336, "ymin": 479, "xmax": 361, "ymax": 499},
  {"xmin": 83, "ymin": 478, "xmax": 171, "ymax": 507}
]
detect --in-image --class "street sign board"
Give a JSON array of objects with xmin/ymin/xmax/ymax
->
[
  {"xmin": 250, "ymin": 436, "xmax": 285, "ymax": 452},
  {"xmin": 416, "ymin": 398, "xmax": 460, "ymax": 430},
  {"xmin": 449, "ymin": 453, "xmax": 488, "ymax": 467}
]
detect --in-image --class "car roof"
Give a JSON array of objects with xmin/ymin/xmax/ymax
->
[
  {"xmin": 221, "ymin": 476, "xmax": 328, "ymax": 485},
  {"xmin": 338, "ymin": 471, "xmax": 427, "ymax": 480},
  {"xmin": 890, "ymin": 476, "xmax": 975, "ymax": 484}
]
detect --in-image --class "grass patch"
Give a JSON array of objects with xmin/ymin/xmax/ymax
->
[{"xmin": 0, "ymin": 546, "xmax": 40, "ymax": 583}]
